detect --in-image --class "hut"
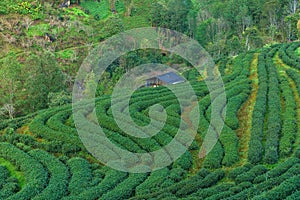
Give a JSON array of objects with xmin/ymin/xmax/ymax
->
[{"xmin": 145, "ymin": 72, "xmax": 185, "ymax": 87}]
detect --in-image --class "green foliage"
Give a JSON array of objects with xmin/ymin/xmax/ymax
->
[
  {"xmin": 101, "ymin": 173, "xmax": 147, "ymax": 200},
  {"xmin": 27, "ymin": 24, "xmax": 50, "ymax": 37},
  {"xmin": 248, "ymin": 50, "xmax": 269, "ymax": 164},
  {"xmin": 122, "ymin": 16, "xmax": 150, "ymax": 29},
  {"xmin": 175, "ymin": 170, "xmax": 225, "ymax": 197},
  {"xmin": 0, "ymin": 164, "xmax": 21, "ymax": 199},
  {"xmin": 285, "ymin": 190, "xmax": 300, "ymax": 200},
  {"xmin": 295, "ymin": 148, "xmax": 300, "ymax": 159},
  {"xmin": 228, "ymin": 166, "xmax": 251, "ymax": 181},
  {"xmin": 80, "ymin": 0, "xmax": 117, "ymax": 20},
  {"xmin": 173, "ymin": 152, "xmax": 193, "ymax": 170},
  {"xmin": 279, "ymin": 43, "xmax": 300, "ymax": 70},
  {"xmin": 29, "ymin": 149, "xmax": 69, "ymax": 200},
  {"xmin": 235, "ymin": 165, "xmax": 267, "ymax": 184},
  {"xmin": 264, "ymin": 56, "xmax": 281, "ymax": 164},
  {"xmin": 0, "ymin": 0, "xmax": 43, "ymax": 18},
  {"xmin": 0, "ymin": 50, "xmax": 66, "ymax": 117},
  {"xmin": 0, "ymin": 52, "xmax": 22, "ymax": 118},
  {"xmin": 29, "ymin": 106, "xmax": 82, "ymax": 154},
  {"xmin": 64, "ymin": 7, "xmax": 89, "ymax": 18},
  {"xmin": 1, "ymin": 41, "xmax": 300, "ymax": 199},
  {"xmin": 136, "ymin": 168, "xmax": 169, "ymax": 195},
  {"xmin": 24, "ymin": 51, "xmax": 65, "ymax": 113},
  {"xmin": 55, "ymin": 49, "xmax": 75, "ymax": 60},
  {"xmin": 48, "ymin": 91, "xmax": 72, "ymax": 108},
  {"xmin": 191, "ymin": 183, "xmax": 234, "ymax": 199},
  {"xmin": 98, "ymin": 16, "xmax": 124, "ymax": 39},
  {"xmin": 253, "ymin": 166, "xmax": 300, "ymax": 199},
  {"xmin": 151, "ymin": 0, "xmax": 193, "ymax": 35},
  {"xmin": 65, "ymin": 170, "xmax": 128, "ymax": 199},
  {"xmin": 254, "ymin": 157, "xmax": 300, "ymax": 184},
  {"xmin": 0, "ymin": 143, "xmax": 48, "ymax": 200},
  {"xmin": 278, "ymin": 75, "xmax": 297, "ymax": 157},
  {"xmin": 203, "ymin": 141, "xmax": 223, "ymax": 169}
]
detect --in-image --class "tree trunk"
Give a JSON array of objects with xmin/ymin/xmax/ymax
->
[{"xmin": 110, "ymin": 0, "xmax": 116, "ymax": 11}]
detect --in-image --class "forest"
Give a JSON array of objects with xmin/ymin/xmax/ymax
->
[{"xmin": 0, "ymin": 0, "xmax": 300, "ymax": 199}]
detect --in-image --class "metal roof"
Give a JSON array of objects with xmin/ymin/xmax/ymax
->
[{"xmin": 155, "ymin": 72, "xmax": 185, "ymax": 84}]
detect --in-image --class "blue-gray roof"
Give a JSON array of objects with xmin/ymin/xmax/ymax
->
[{"xmin": 156, "ymin": 72, "xmax": 185, "ymax": 84}]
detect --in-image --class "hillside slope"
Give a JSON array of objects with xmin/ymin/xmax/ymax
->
[{"xmin": 0, "ymin": 42, "xmax": 300, "ymax": 199}]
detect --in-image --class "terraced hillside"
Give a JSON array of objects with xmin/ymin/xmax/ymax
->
[{"xmin": 0, "ymin": 42, "xmax": 300, "ymax": 199}]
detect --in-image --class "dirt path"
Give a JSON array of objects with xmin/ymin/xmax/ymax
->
[
  {"xmin": 236, "ymin": 53, "xmax": 259, "ymax": 165},
  {"xmin": 181, "ymin": 100, "xmax": 203, "ymax": 174}
]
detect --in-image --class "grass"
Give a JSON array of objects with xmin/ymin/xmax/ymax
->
[
  {"xmin": 55, "ymin": 49, "xmax": 75, "ymax": 59},
  {"xmin": 122, "ymin": 15, "xmax": 150, "ymax": 29},
  {"xmin": 115, "ymin": 0, "xmax": 125, "ymax": 13},
  {"xmin": 80, "ymin": 0, "xmax": 113, "ymax": 20},
  {"xmin": 184, "ymin": 101, "xmax": 203, "ymax": 174},
  {"xmin": 0, "ymin": 158, "xmax": 26, "ymax": 188},
  {"xmin": 121, "ymin": 0, "xmax": 153, "ymax": 29},
  {"xmin": 27, "ymin": 23, "xmax": 50, "ymax": 37},
  {"xmin": 65, "ymin": 7, "xmax": 89, "ymax": 18}
]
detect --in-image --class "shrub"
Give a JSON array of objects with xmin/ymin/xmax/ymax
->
[
  {"xmin": 176, "ymin": 170, "xmax": 225, "ymax": 197},
  {"xmin": 0, "ymin": 143, "xmax": 48, "ymax": 200},
  {"xmin": 192, "ymin": 183, "xmax": 234, "ymax": 199},
  {"xmin": 101, "ymin": 173, "xmax": 147, "ymax": 200},
  {"xmin": 65, "ymin": 170, "xmax": 128, "ymax": 199},
  {"xmin": 253, "ymin": 175, "xmax": 300, "ymax": 200},
  {"xmin": 278, "ymin": 75, "xmax": 297, "ymax": 157},
  {"xmin": 29, "ymin": 149, "xmax": 69, "ymax": 200},
  {"xmin": 248, "ymin": 50, "xmax": 268, "ymax": 164},
  {"xmin": 203, "ymin": 141, "xmax": 224, "ymax": 169},
  {"xmin": 173, "ymin": 152, "xmax": 193, "ymax": 170},
  {"xmin": 235, "ymin": 172, "xmax": 256, "ymax": 184},
  {"xmin": 253, "ymin": 157, "xmax": 299, "ymax": 184},
  {"xmin": 136, "ymin": 168, "xmax": 170, "ymax": 195},
  {"xmin": 67, "ymin": 157, "xmax": 93, "ymax": 195},
  {"xmin": 228, "ymin": 166, "xmax": 250, "ymax": 181},
  {"xmin": 264, "ymin": 58, "xmax": 281, "ymax": 164}
]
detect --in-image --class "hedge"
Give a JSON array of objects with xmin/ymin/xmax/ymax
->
[
  {"xmin": 252, "ymin": 174, "xmax": 300, "ymax": 200},
  {"xmin": 175, "ymin": 169, "xmax": 225, "ymax": 197},
  {"xmin": 278, "ymin": 43, "xmax": 300, "ymax": 70},
  {"xmin": 62, "ymin": 170, "xmax": 128, "ymax": 200},
  {"xmin": 67, "ymin": 157, "xmax": 93, "ymax": 195},
  {"xmin": 29, "ymin": 149, "xmax": 69, "ymax": 200},
  {"xmin": 0, "ymin": 143, "xmax": 48, "ymax": 200},
  {"xmin": 264, "ymin": 57, "xmax": 281, "ymax": 164},
  {"xmin": 101, "ymin": 173, "xmax": 148, "ymax": 200},
  {"xmin": 135, "ymin": 168, "xmax": 170, "ymax": 195},
  {"xmin": 278, "ymin": 75, "xmax": 297, "ymax": 157},
  {"xmin": 248, "ymin": 50, "xmax": 269, "ymax": 164},
  {"xmin": 253, "ymin": 157, "xmax": 299, "ymax": 184}
]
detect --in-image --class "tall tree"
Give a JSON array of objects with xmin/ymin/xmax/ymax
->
[
  {"xmin": 287, "ymin": 0, "xmax": 299, "ymax": 14},
  {"xmin": 0, "ymin": 52, "xmax": 22, "ymax": 118},
  {"xmin": 151, "ymin": 0, "xmax": 193, "ymax": 34},
  {"xmin": 124, "ymin": 0, "xmax": 133, "ymax": 16},
  {"xmin": 167, "ymin": 0, "xmax": 193, "ymax": 33},
  {"xmin": 24, "ymin": 51, "xmax": 65, "ymax": 112},
  {"xmin": 243, "ymin": 27, "xmax": 263, "ymax": 50},
  {"xmin": 284, "ymin": 0, "xmax": 299, "ymax": 40}
]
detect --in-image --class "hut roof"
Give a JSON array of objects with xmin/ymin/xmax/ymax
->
[{"xmin": 147, "ymin": 72, "xmax": 185, "ymax": 84}]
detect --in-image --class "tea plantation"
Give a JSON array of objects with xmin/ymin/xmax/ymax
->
[{"xmin": 0, "ymin": 42, "xmax": 300, "ymax": 199}]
